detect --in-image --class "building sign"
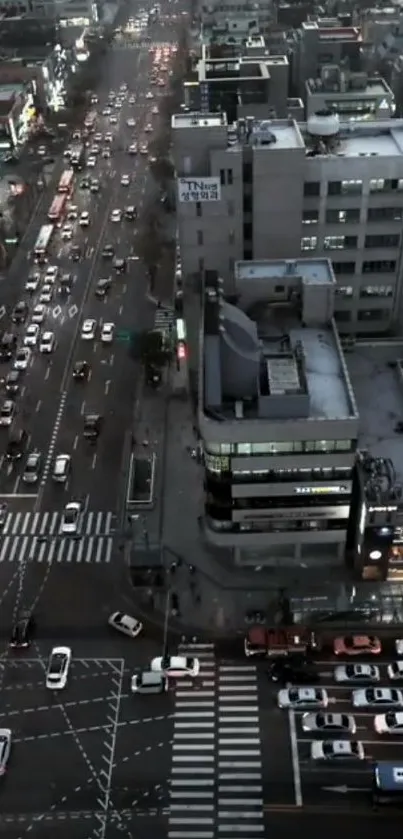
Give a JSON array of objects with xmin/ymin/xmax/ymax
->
[{"xmin": 178, "ymin": 177, "xmax": 221, "ymax": 203}]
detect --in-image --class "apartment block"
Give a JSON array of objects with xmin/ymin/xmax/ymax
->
[
  {"xmin": 199, "ymin": 258, "xmax": 359, "ymax": 566},
  {"xmin": 172, "ymin": 111, "xmax": 403, "ymax": 343}
]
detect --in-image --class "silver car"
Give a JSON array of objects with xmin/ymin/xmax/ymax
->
[
  {"xmin": 302, "ymin": 712, "xmax": 356, "ymax": 734},
  {"xmin": 23, "ymin": 452, "xmax": 42, "ymax": 484},
  {"xmin": 108, "ymin": 612, "xmax": 143, "ymax": 638}
]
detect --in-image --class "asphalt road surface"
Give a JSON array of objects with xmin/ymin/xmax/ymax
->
[{"xmin": 0, "ymin": 2, "xmax": 184, "ymax": 837}]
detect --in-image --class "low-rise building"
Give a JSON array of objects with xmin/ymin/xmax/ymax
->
[{"xmin": 305, "ymin": 68, "xmax": 394, "ymax": 121}]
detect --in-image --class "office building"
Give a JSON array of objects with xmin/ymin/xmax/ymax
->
[
  {"xmin": 0, "ymin": 0, "xmax": 102, "ymax": 24},
  {"xmin": 199, "ymin": 0, "xmax": 275, "ymax": 36},
  {"xmin": 184, "ymin": 53, "xmax": 289, "ymax": 122},
  {"xmin": 290, "ymin": 19, "xmax": 362, "ymax": 99},
  {"xmin": 199, "ymin": 257, "xmax": 359, "ymax": 567},
  {"xmin": 172, "ymin": 112, "xmax": 403, "ymax": 346},
  {"xmin": 305, "ymin": 68, "xmax": 394, "ymax": 121}
]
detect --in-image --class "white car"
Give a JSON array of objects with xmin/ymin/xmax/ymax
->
[
  {"xmin": 108, "ymin": 612, "xmax": 143, "ymax": 638},
  {"xmin": 67, "ymin": 205, "xmax": 78, "ymax": 220},
  {"xmin": 46, "ymin": 646, "xmax": 71, "ymax": 690},
  {"xmin": 79, "ymin": 211, "xmax": 90, "ymax": 227},
  {"xmin": 24, "ymin": 324, "xmax": 40, "ymax": 346},
  {"xmin": 0, "ymin": 729, "xmax": 11, "ymax": 776},
  {"xmin": 146, "ymin": 92, "xmax": 154, "ymax": 99},
  {"xmin": 387, "ymin": 662, "xmax": 403, "ymax": 680},
  {"xmin": 0, "ymin": 401, "xmax": 15, "ymax": 427},
  {"xmin": 277, "ymin": 687, "xmax": 328, "ymax": 710},
  {"xmin": 87, "ymin": 156, "xmax": 97, "ymax": 168},
  {"xmin": 126, "ymin": 118, "xmax": 136, "ymax": 127},
  {"xmin": 144, "ymin": 123, "xmax": 153, "ymax": 133},
  {"xmin": 25, "ymin": 273, "xmax": 40, "ymax": 292},
  {"xmin": 94, "ymin": 133, "xmax": 102, "ymax": 142},
  {"xmin": 151, "ymin": 655, "xmax": 200, "ymax": 678},
  {"xmin": 32, "ymin": 305, "xmax": 46, "ymax": 324},
  {"xmin": 61, "ymin": 502, "xmax": 82, "ymax": 534},
  {"xmin": 39, "ymin": 284, "xmax": 53, "ymax": 304},
  {"xmin": 152, "ymin": 106, "xmax": 158, "ymax": 115},
  {"xmin": 61, "ymin": 224, "xmax": 73, "ymax": 240},
  {"xmin": 14, "ymin": 347, "xmax": 31, "ymax": 370},
  {"xmin": 109, "ymin": 115, "xmax": 118, "ymax": 124},
  {"xmin": 45, "ymin": 265, "xmax": 58, "ymax": 283},
  {"xmin": 374, "ymin": 711, "xmax": 403, "ymax": 734},
  {"xmin": 38, "ymin": 145, "xmax": 46, "ymax": 156},
  {"xmin": 101, "ymin": 322, "xmax": 115, "ymax": 344},
  {"xmin": 352, "ymin": 687, "xmax": 403, "ymax": 708},
  {"xmin": 128, "ymin": 143, "xmax": 138, "ymax": 154},
  {"xmin": 81, "ymin": 319, "xmax": 96, "ymax": 340},
  {"xmin": 334, "ymin": 664, "xmax": 380, "ymax": 684},
  {"xmin": 120, "ymin": 174, "xmax": 130, "ymax": 186},
  {"xmin": 140, "ymin": 144, "xmax": 148, "ymax": 155},
  {"xmin": 110, "ymin": 209, "xmax": 122, "ymax": 222},
  {"xmin": 302, "ymin": 712, "xmax": 356, "ymax": 734},
  {"xmin": 102, "ymin": 148, "xmax": 111, "ymax": 159},
  {"xmin": 102, "ymin": 108, "xmax": 111, "ymax": 116},
  {"xmin": 311, "ymin": 740, "xmax": 365, "ymax": 762},
  {"xmin": 104, "ymin": 132, "xmax": 113, "ymax": 143},
  {"xmin": 39, "ymin": 331, "xmax": 55, "ymax": 354}
]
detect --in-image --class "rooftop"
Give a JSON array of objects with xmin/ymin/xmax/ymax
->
[
  {"xmin": 301, "ymin": 117, "xmax": 403, "ymax": 158},
  {"xmin": 306, "ymin": 75, "xmax": 392, "ymax": 98},
  {"xmin": 172, "ymin": 112, "xmax": 227, "ymax": 129},
  {"xmin": 346, "ymin": 343, "xmax": 403, "ymax": 485},
  {"xmin": 202, "ymin": 259, "xmax": 357, "ymax": 424}
]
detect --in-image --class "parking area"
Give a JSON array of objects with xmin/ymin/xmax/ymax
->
[{"xmin": 0, "ymin": 657, "xmax": 124, "ymax": 816}]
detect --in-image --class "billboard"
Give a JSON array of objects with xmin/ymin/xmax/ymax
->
[{"xmin": 178, "ymin": 177, "xmax": 221, "ymax": 203}]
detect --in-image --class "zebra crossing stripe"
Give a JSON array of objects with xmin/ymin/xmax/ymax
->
[
  {"xmin": 2, "ymin": 511, "xmax": 113, "ymax": 536},
  {"xmin": 0, "ymin": 534, "xmax": 114, "ymax": 564}
]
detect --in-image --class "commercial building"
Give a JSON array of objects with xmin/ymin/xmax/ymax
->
[
  {"xmin": 199, "ymin": 257, "xmax": 359, "ymax": 567},
  {"xmin": 305, "ymin": 68, "xmax": 394, "ymax": 121},
  {"xmin": 172, "ymin": 111, "xmax": 403, "ymax": 346},
  {"xmin": 184, "ymin": 53, "xmax": 289, "ymax": 122},
  {"xmin": 0, "ymin": 0, "xmax": 103, "ymax": 23},
  {"xmin": 0, "ymin": 84, "xmax": 36, "ymax": 151},
  {"xmin": 290, "ymin": 19, "xmax": 362, "ymax": 99}
]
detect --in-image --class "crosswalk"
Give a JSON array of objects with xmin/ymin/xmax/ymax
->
[
  {"xmin": 0, "ymin": 511, "xmax": 115, "ymax": 564},
  {"xmin": 169, "ymin": 642, "xmax": 264, "ymax": 838}
]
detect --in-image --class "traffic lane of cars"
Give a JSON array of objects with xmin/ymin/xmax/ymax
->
[{"xmin": 292, "ymin": 658, "xmax": 403, "ymax": 806}]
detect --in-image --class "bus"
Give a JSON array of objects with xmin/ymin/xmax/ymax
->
[
  {"xmin": 70, "ymin": 143, "xmax": 86, "ymax": 170},
  {"xmin": 84, "ymin": 110, "xmax": 97, "ymax": 132},
  {"xmin": 372, "ymin": 761, "xmax": 403, "ymax": 807},
  {"xmin": 58, "ymin": 169, "xmax": 74, "ymax": 195},
  {"xmin": 33, "ymin": 225, "xmax": 54, "ymax": 263},
  {"xmin": 48, "ymin": 194, "xmax": 67, "ymax": 224}
]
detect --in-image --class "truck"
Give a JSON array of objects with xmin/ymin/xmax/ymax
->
[{"xmin": 244, "ymin": 625, "xmax": 317, "ymax": 658}]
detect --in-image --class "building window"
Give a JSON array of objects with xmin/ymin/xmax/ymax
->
[
  {"xmin": 303, "ymin": 181, "xmax": 320, "ymax": 196},
  {"xmin": 220, "ymin": 169, "xmax": 225, "ymax": 186},
  {"xmin": 363, "ymin": 260, "xmax": 396, "ymax": 274},
  {"xmin": 334, "ymin": 310, "xmax": 352, "ymax": 322},
  {"xmin": 332, "ymin": 261, "xmax": 356, "ymax": 275},
  {"xmin": 324, "ymin": 235, "xmax": 357, "ymax": 250},
  {"xmin": 244, "ymin": 222, "xmax": 252, "ymax": 240},
  {"xmin": 326, "ymin": 208, "xmax": 360, "ymax": 224},
  {"xmin": 227, "ymin": 169, "xmax": 233, "ymax": 185},
  {"xmin": 196, "ymin": 202, "xmax": 202, "ymax": 218},
  {"xmin": 369, "ymin": 178, "xmax": 386, "ymax": 192},
  {"xmin": 302, "ymin": 210, "xmax": 319, "ymax": 225},
  {"xmin": 367, "ymin": 207, "xmax": 403, "ymax": 222},
  {"xmin": 197, "ymin": 230, "xmax": 204, "ymax": 246},
  {"xmin": 228, "ymin": 200, "xmax": 235, "ymax": 216},
  {"xmin": 243, "ymin": 162, "xmax": 252, "ymax": 183},
  {"xmin": 335, "ymin": 286, "xmax": 353, "ymax": 297},
  {"xmin": 204, "ymin": 440, "xmax": 354, "ymax": 455},
  {"xmin": 243, "ymin": 194, "xmax": 252, "ymax": 212},
  {"xmin": 358, "ymin": 308, "xmax": 390, "ymax": 322},
  {"xmin": 301, "ymin": 236, "xmax": 317, "ymax": 251},
  {"xmin": 328, "ymin": 180, "xmax": 362, "ymax": 196},
  {"xmin": 359, "ymin": 285, "xmax": 393, "ymax": 298},
  {"xmin": 365, "ymin": 234, "xmax": 400, "ymax": 249}
]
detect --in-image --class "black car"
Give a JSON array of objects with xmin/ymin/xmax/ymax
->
[
  {"xmin": 59, "ymin": 273, "xmax": 72, "ymax": 295},
  {"xmin": 83, "ymin": 413, "xmax": 103, "ymax": 441},
  {"xmin": 73, "ymin": 360, "xmax": 90, "ymax": 381},
  {"xmin": 102, "ymin": 244, "xmax": 114, "ymax": 259},
  {"xmin": 80, "ymin": 177, "xmax": 90, "ymax": 189},
  {"xmin": 114, "ymin": 258, "xmax": 126, "ymax": 274},
  {"xmin": 9, "ymin": 611, "xmax": 36, "ymax": 649},
  {"xmin": 11, "ymin": 301, "xmax": 28, "ymax": 324},
  {"xmin": 5, "ymin": 369, "xmax": 21, "ymax": 395},
  {"xmin": 71, "ymin": 246, "xmax": 81, "ymax": 262},
  {"xmin": 124, "ymin": 205, "xmax": 137, "ymax": 220},
  {"xmin": 268, "ymin": 656, "xmax": 319, "ymax": 686},
  {"xmin": 95, "ymin": 278, "xmax": 111, "ymax": 298},
  {"xmin": 6, "ymin": 428, "xmax": 28, "ymax": 461},
  {"xmin": 0, "ymin": 332, "xmax": 17, "ymax": 361}
]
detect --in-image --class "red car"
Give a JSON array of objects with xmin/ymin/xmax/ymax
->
[{"xmin": 333, "ymin": 635, "xmax": 382, "ymax": 656}]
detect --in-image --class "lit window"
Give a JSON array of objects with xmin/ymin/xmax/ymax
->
[
  {"xmin": 324, "ymin": 236, "xmax": 345, "ymax": 250},
  {"xmin": 369, "ymin": 178, "xmax": 385, "ymax": 192},
  {"xmin": 301, "ymin": 236, "xmax": 317, "ymax": 251}
]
